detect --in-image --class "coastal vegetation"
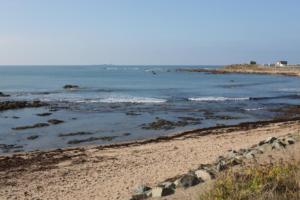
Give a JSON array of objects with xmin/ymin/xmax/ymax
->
[{"xmin": 199, "ymin": 161, "xmax": 300, "ymax": 200}]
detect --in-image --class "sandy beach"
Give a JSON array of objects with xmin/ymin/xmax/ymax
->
[{"xmin": 1, "ymin": 118, "xmax": 299, "ymax": 200}]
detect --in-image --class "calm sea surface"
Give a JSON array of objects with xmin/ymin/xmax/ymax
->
[{"xmin": 1, "ymin": 65, "xmax": 300, "ymax": 153}]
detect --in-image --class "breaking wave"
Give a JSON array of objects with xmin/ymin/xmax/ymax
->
[
  {"xmin": 98, "ymin": 96, "xmax": 167, "ymax": 103},
  {"xmin": 188, "ymin": 96, "xmax": 249, "ymax": 102}
]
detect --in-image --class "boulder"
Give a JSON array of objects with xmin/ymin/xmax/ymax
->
[
  {"xmin": 130, "ymin": 193, "xmax": 148, "ymax": 200},
  {"xmin": 195, "ymin": 170, "xmax": 212, "ymax": 181},
  {"xmin": 244, "ymin": 152, "xmax": 255, "ymax": 159},
  {"xmin": 0, "ymin": 101, "xmax": 47, "ymax": 111},
  {"xmin": 286, "ymin": 137, "xmax": 296, "ymax": 145},
  {"xmin": 151, "ymin": 186, "xmax": 174, "ymax": 197},
  {"xmin": 176, "ymin": 173, "xmax": 201, "ymax": 188},
  {"xmin": 258, "ymin": 140, "xmax": 266, "ymax": 146},
  {"xmin": 63, "ymin": 85, "xmax": 79, "ymax": 89},
  {"xmin": 226, "ymin": 157, "xmax": 243, "ymax": 166},
  {"xmin": 225, "ymin": 150, "xmax": 238, "ymax": 159},
  {"xmin": 272, "ymin": 140, "xmax": 286, "ymax": 150},
  {"xmin": 48, "ymin": 119, "xmax": 64, "ymax": 125},
  {"xmin": 0, "ymin": 92, "xmax": 10, "ymax": 97},
  {"xmin": 216, "ymin": 160, "xmax": 227, "ymax": 172},
  {"xmin": 131, "ymin": 185, "xmax": 151, "ymax": 200},
  {"xmin": 134, "ymin": 185, "xmax": 151, "ymax": 194},
  {"xmin": 158, "ymin": 182, "xmax": 175, "ymax": 190},
  {"xmin": 265, "ymin": 137, "xmax": 277, "ymax": 144}
]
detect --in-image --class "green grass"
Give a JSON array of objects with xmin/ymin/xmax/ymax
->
[{"xmin": 199, "ymin": 161, "xmax": 300, "ymax": 200}]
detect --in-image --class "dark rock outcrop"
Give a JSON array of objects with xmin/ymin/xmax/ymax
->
[
  {"xmin": 0, "ymin": 101, "xmax": 47, "ymax": 111},
  {"xmin": 63, "ymin": 85, "xmax": 79, "ymax": 89},
  {"xmin": 27, "ymin": 135, "xmax": 39, "ymax": 140},
  {"xmin": 0, "ymin": 92, "xmax": 10, "ymax": 97},
  {"xmin": 36, "ymin": 112, "xmax": 52, "ymax": 117},
  {"xmin": 12, "ymin": 123, "xmax": 49, "ymax": 130},
  {"xmin": 48, "ymin": 119, "xmax": 64, "ymax": 125}
]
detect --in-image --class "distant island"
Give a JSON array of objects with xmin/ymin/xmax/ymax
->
[{"xmin": 178, "ymin": 61, "xmax": 300, "ymax": 77}]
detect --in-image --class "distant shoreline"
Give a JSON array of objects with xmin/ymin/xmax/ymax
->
[{"xmin": 178, "ymin": 64, "xmax": 300, "ymax": 77}]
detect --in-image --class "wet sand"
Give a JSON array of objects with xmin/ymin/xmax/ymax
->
[
  {"xmin": 0, "ymin": 118, "xmax": 300, "ymax": 200},
  {"xmin": 179, "ymin": 64, "xmax": 300, "ymax": 76}
]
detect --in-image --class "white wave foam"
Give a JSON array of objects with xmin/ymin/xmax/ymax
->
[
  {"xmin": 98, "ymin": 96, "xmax": 167, "ymax": 103},
  {"xmin": 244, "ymin": 107, "xmax": 264, "ymax": 111},
  {"xmin": 188, "ymin": 96, "xmax": 249, "ymax": 102},
  {"xmin": 278, "ymin": 88, "xmax": 300, "ymax": 92}
]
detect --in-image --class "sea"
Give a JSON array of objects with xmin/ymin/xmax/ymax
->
[{"xmin": 1, "ymin": 65, "xmax": 300, "ymax": 153}]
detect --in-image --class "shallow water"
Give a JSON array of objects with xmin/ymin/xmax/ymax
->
[{"xmin": 0, "ymin": 65, "xmax": 300, "ymax": 153}]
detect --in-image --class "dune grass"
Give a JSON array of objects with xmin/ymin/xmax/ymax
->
[{"xmin": 199, "ymin": 161, "xmax": 300, "ymax": 200}]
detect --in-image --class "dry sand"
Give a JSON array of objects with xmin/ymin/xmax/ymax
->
[{"xmin": 0, "ymin": 119, "xmax": 300, "ymax": 200}]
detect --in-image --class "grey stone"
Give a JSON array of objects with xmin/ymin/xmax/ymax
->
[
  {"xmin": 258, "ymin": 140, "xmax": 266, "ymax": 146},
  {"xmin": 244, "ymin": 152, "xmax": 255, "ymax": 159},
  {"xmin": 227, "ymin": 157, "xmax": 243, "ymax": 166},
  {"xmin": 151, "ymin": 186, "xmax": 174, "ymax": 197},
  {"xmin": 216, "ymin": 160, "xmax": 227, "ymax": 172},
  {"xmin": 130, "ymin": 193, "xmax": 148, "ymax": 200},
  {"xmin": 286, "ymin": 137, "xmax": 295, "ymax": 145},
  {"xmin": 176, "ymin": 173, "xmax": 201, "ymax": 188},
  {"xmin": 158, "ymin": 182, "xmax": 175, "ymax": 190},
  {"xmin": 134, "ymin": 185, "xmax": 151, "ymax": 195},
  {"xmin": 225, "ymin": 150, "xmax": 238, "ymax": 159},
  {"xmin": 195, "ymin": 170, "xmax": 212, "ymax": 181},
  {"xmin": 265, "ymin": 137, "xmax": 277, "ymax": 144},
  {"xmin": 272, "ymin": 140, "xmax": 286, "ymax": 150}
]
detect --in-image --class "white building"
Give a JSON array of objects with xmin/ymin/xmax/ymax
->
[{"xmin": 275, "ymin": 61, "xmax": 288, "ymax": 67}]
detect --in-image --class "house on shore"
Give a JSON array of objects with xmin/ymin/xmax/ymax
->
[{"xmin": 275, "ymin": 61, "xmax": 288, "ymax": 67}]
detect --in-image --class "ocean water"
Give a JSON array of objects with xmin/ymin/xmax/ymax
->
[{"xmin": 1, "ymin": 65, "xmax": 300, "ymax": 153}]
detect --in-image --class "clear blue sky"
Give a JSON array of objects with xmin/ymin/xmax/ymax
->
[{"xmin": 1, "ymin": 0, "xmax": 300, "ymax": 65}]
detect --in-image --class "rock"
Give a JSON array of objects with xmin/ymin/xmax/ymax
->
[
  {"xmin": 151, "ymin": 186, "xmax": 174, "ymax": 197},
  {"xmin": 272, "ymin": 140, "xmax": 286, "ymax": 150},
  {"xmin": 27, "ymin": 135, "xmax": 39, "ymax": 140},
  {"xmin": 48, "ymin": 119, "xmax": 64, "ymax": 125},
  {"xmin": 63, "ymin": 85, "xmax": 79, "ymax": 89},
  {"xmin": 216, "ymin": 160, "xmax": 227, "ymax": 172},
  {"xmin": 265, "ymin": 137, "xmax": 277, "ymax": 144},
  {"xmin": 195, "ymin": 170, "xmax": 212, "ymax": 181},
  {"xmin": 257, "ymin": 147, "xmax": 265, "ymax": 153},
  {"xmin": 36, "ymin": 112, "xmax": 52, "ymax": 117},
  {"xmin": 158, "ymin": 182, "xmax": 176, "ymax": 190},
  {"xmin": 134, "ymin": 185, "xmax": 151, "ymax": 195},
  {"xmin": 0, "ymin": 101, "xmax": 47, "ymax": 111},
  {"xmin": 67, "ymin": 136, "xmax": 118, "ymax": 144},
  {"xmin": 176, "ymin": 173, "xmax": 201, "ymax": 188},
  {"xmin": 244, "ymin": 152, "xmax": 255, "ymax": 159},
  {"xmin": 249, "ymin": 149, "xmax": 263, "ymax": 155},
  {"xmin": 12, "ymin": 123, "xmax": 49, "ymax": 130},
  {"xmin": 225, "ymin": 150, "xmax": 238, "ymax": 159},
  {"xmin": 227, "ymin": 157, "xmax": 243, "ymax": 166},
  {"xmin": 130, "ymin": 193, "xmax": 148, "ymax": 200},
  {"xmin": 261, "ymin": 144, "xmax": 273, "ymax": 152},
  {"xmin": 258, "ymin": 140, "xmax": 266, "ymax": 146},
  {"xmin": 286, "ymin": 137, "xmax": 296, "ymax": 145},
  {"xmin": 59, "ymin": 132, "xmax": 94, "ymax": 137},
  {"xmin": 0, "ymin": 92, "xmax": 10, "ymax": 97}
]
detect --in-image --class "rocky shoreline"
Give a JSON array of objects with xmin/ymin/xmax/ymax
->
[
  {"xmin": 178, "ymin": 64, "xmax": 300, "ymax": 77},
  {"xmin": 130, "ymin": 134, "xmax": 297, "ymax": 199}
]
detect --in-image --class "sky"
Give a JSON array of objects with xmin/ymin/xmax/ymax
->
[{"xmin": 0, "ymin": 0, "xmax": 300, "ymax": 65}]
